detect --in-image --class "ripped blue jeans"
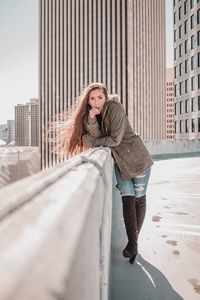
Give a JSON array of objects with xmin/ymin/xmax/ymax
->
[{"xmin": 114, "ymin": 164, "xmax": 151, "ymax": 198}]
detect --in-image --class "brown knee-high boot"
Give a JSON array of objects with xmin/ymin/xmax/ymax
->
[
  {"xmin": 135, "ymin": 195, "xmax": 146, "ymax": 233},
  {"xmin": 122, "ymin": 196, "xmax": 138, "ymax": 262}
]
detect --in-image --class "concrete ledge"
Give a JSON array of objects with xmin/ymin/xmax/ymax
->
[
  {"xmin": 145, "ymin": 139, "xmax": 200, "ymax": 155},
  {"xmin": 0, "ymin": 148, "xmax": 113, "ymax": 300}
]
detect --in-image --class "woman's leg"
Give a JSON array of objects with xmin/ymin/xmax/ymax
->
[
  {"xmin": 114, "ymin": 164, "xmax": 138, "ymax": 261},
  {"xmin": 133, "ymin": 167, "xmax": 151, "ymax": 233},
  {"xmin": 122, "ymin": 196, "xmax": 138, "ymax": 258}
]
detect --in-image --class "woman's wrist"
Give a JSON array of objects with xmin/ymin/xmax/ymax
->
[{"xmin": 88, "ymin": 115, "xmax": 97, "ymax": 124}]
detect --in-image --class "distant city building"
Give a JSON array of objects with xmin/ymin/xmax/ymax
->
[
  {"xmin": 39, "ymin": 0, "xmax": 166, "ymax": 168},
  {"xmin": 0, "ymin": 124, "xmax": 8, "ymax": 144},
  {"xmin": 174, "ymin": 0, "xmax": 200, "ymax": 139},
  {"xmin": 15, "ymin": 98, "xmax": 39, "ymax": 146},
  {"xmin": 7, "ymin": 120, "xmax": 15, "ymax": 144},
  {"xmin": 166, "ymin": 68, "xmax": 175, "ymax": 139}
]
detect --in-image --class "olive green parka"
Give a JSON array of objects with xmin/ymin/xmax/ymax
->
[{"xmin": 82, "ymin": 98, "xmax": 153, "ymax": 180}]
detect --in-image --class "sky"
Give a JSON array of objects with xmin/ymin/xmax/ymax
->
[
  {"xmin": 0, "ymin": 0, "xmax": 38, "ymax": 124},
  {"xmin": 0, "ymin": 0, "xmax": 173, "ymax": 124}
]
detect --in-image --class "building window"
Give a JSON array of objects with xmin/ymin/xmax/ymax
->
[
  {"xmin": 191, "ymin": 97, "xmax": 195, "ymax": 111},
  {"xmin": 198, "ymin": 74, "xmax": 200, "ymax": 89},
  {"xmin": 184, "ymin": 40, "xmax": 188, "ymax": 53},
  {"xmin": 174, "ymin": 48, "xmax": 177, "ymax": 60},
  {"xmin": 198, "ymin": 31, "xmax": 200, "ymax": 46},
  {"xmin": 179, "ymin": 25, "xmax": 182, "ymax": 38},
  {"xmin": 175, "ymin": 121, "xmax": 177, "ymax": 133},
  {"xmin": 174, "ymin": 30, "xmax": 177, "ymax": 43},
  {"xmin": 185, "ymin": 80, "xmax": 188, "ymax": 93},
  {"xmin": 179, "ymin": 63, "xmax": 182, "ymax": 76},
  {"xmin": 174, "ymin": 11, "xmax": 177, "ymax": 24},
  {"xmin": 198, "ymin": 118, "xmax": 200, "ymax": 132},
  {"xmin": 175, "ymin": 84, "xmax": 177, "ymax": 97},
  {"xmin": 179, "ymin": 6, "xmax": 182, "ymax": 19},
  {"xmin": 185, "ymin": 99, "xmax": 189, "ymax": 112},
  {"xmin": 190, "ymin": 0, "xmax": 194, "ymax": 9},
  {"xmin": 198, "ymin": 9, "xmax": 200, "ymax": 25},
  {"xmin": 191, "ymin": 35, "xmax": 195, "ymax": 50},
  {"xmin": 174, "ymin": 66, "xmax": 177, "ymax": 78},
  {"xmin": 191, "ymin": 76, "xmax": 195, "ymax": 91},
  {"xmin": 198, "ymin": 96, "xmax": 200, "ymax": 110},
  {"xmin": 184, "ymin": 20, "xmax": 188, "ymax": 35},
  {"xmin": 179, "ymin": 44, "xmax": 182, "ymax": 57},
  {"xmin": 191, "ymin": 119, "xmax": 195, "ymax": 132},
  {"xmin": 180, "ymin": 82, "xmax": 183, "ymax": 95},
  {"xmin": 180, "ymin": 120, "xmax": 183, "ymax": 133},
  {"xmin": 174, "ymin": 0, "xmax": 176, "ymax": 7},
  {"xmin": 175, "ymin": 102, "xmax": 177, "ymax": 115},
  {"xmin": 191, "ymin": 14, "xmax": 194, "ymax": 29},
  {"xmin": 184, "ymin": 0, "xmax": 188, "ymax": 14},
  {"xmin": 180, "ymin": 100, "xmax": 183, "ymax": 113},
  {"xmin": 191, "ymin": 55, "xmax": 195, "ymax": 70},
  {"xmin": 185, "ymin": 59, "xmax": 188, "ymax": 73},
  {"xmin": 198, "ymin": 52, "xmax": 200, "ymax": 68},
  {"xmin": 185, "ymin": 119, "xmax": 189, "ymax": 132}
]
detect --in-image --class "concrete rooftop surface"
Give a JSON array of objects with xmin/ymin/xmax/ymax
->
[{"xmin": 110, "ymin": 155, "xmax": 200, "ymax": 300}]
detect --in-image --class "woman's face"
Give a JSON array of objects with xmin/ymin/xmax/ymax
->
[{"xmin": 88, "ymin": 88, "xmax": 106, "ymax": 112}]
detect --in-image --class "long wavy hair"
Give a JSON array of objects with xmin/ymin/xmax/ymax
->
[{"xmin": 49, "ymin": 82, "xmax": 108, "ymax": 158}]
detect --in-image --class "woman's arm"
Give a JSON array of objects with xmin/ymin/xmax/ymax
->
[
  {"xmin": 86, "ymin": 115, "xmax": 103, "ymax": 138},
  {"xmin": 83, "ymin": 102, "xmax": 127, "ymax": 147}
]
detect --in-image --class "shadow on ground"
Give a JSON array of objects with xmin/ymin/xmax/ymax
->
[{"xmin": 110, "ymin": 183, "xmax": 183, "ymax": 300}]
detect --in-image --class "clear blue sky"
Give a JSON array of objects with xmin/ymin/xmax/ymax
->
[{"xmin": 0, "ymin": 0, "xmax": 173, "ymax": 124}]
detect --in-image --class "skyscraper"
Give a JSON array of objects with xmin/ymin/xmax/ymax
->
[
  {"xmin": 15, "ymin": 98, "xmax": 39, "ymax": 146},
  {"xmin": 7, "ymin": 120, "xmax": 15, "ymax": 144},
  {"xmin": 39, "ymin": 0, "xmax": 166, "ymax": 168},
  {"xmin": 174, "ymin": 0, "xmax": 200, "ymax": 139}
]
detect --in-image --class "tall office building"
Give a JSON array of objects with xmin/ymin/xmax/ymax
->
[
  {"xmin": 39, "ymin": 0, "xmax": 166, "ymax": 168},
  {"xmin": 174, "ymin": 0, "xmax": 200, "ymax": 139},
  {"xmin": 166, "ymin": 68, "xmax": 175, "ymax": 139},
  {"xmin": 7, "ymin": 120, "xmax": 15, "ymax": 144},
  {"xmin": 15, "ymin": 98, "xmax": 39, "ymax": 146}
]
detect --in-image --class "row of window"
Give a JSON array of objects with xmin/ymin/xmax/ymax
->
[
  {"xmin": 175, "ymin": 118, "xmax": 200, "ymax": 133},
  {"xmin": 174, "ymin": 52, "xmax": 200, "ymax": 77},
  {"xmin": 174, "ymin": 0, "xmax": 200, "ymax": 12},
  {"xmin": 174, "ymin": 22, "xmax": 200, "ymax": 42},
  {"xmin": 174, "ymin": 8, "xmax": 200, "ymax": 30},
  {"xmin": 174, "ymin": 75, "xmax": 200, "ymax": 96},
  {"xmin": 174, "ymin": 31, "xmax": 200, "ymax": 60},
  {"xmin": 175, "ymin": 96, "xmax": 200, "ymax": 114},
  {"xmin": 167, "ymin": 87, "xmax": 174, "ymax": 91}
]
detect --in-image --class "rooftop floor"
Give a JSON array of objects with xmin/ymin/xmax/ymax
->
[{"xmin": 110, "ymin": 155, "xmax": 200, "ymax": 300}]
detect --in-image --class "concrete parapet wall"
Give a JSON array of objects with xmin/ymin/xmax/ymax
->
[
  {"xmin": 0, "ymin": 148, "xmax": 113, "ymax": 300},
  {"xmin": 145, "ymin": 139, "xmax": 200, "ymax": 155}
]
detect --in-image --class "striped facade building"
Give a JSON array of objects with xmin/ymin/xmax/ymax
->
[{"xmin": 39, "ymin": 0, "xmax": 166, "ymax": 168}]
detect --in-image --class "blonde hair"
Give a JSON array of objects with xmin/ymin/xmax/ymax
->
[{"xmin": 48, "ymin": 83, "xmax": 108, "ymax": 158}]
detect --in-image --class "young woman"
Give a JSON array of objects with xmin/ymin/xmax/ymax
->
[{"xmin": 58, "ymin": 82, "xmax": 153, "ymax": 264}]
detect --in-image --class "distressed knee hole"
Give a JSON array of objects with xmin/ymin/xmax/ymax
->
[
  {"xmin": 134, "ymin": 183, "xmax": 145, "ymax": 191},
  {"xmin": 135, "ymin": 174, "xmax": 146, "ymax": 178}
]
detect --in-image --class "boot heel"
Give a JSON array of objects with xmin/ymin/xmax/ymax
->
[{"xmin": 129, "ymin": 253, "xmax": 137, "ymax": 264}]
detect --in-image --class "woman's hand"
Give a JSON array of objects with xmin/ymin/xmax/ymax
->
[{"xmin": 89, "ymin": 108, "xmax": 101, "ymax": 119}]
